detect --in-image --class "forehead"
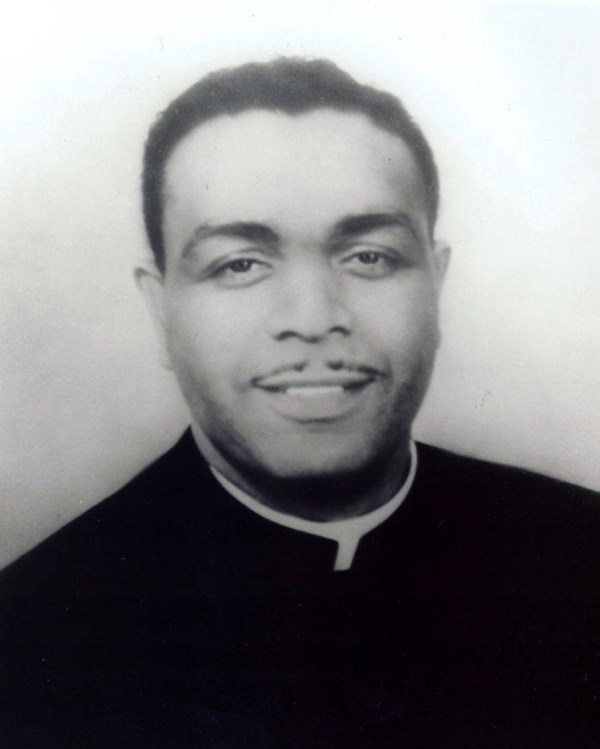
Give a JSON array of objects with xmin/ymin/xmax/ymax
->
[{"xmin": 162, "ymin": 108, "xmax": 428, "ymax": 250}]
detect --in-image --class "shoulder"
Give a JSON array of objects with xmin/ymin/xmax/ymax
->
[
  {"xmin": 0, "ymin": 429, "xmax": 207, "ymax": 593},
  {"xmin": 416, "ymin": 440, "xmax": 599, "ymax": 511},
  {"xmin": 414, "ymin": 441, "xmax": 600, "ymax": 575}
]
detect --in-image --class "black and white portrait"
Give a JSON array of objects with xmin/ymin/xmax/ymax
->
[{"xmin": 1, "ymin": 3, "xmax": 599, "ymax": 747}]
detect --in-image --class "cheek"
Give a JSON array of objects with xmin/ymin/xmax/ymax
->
[
  {"xmin": 353, "ymin": 280, "xmax": 440, "ymax": 359},
  {"xmin": 163, "ymin": 292, "xmax": 263, "ymax": 388}
]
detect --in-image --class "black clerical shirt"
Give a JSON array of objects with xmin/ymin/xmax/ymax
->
[{"xmin": 1, "ymin": 430, "xmax": 599, "ymax": 748}]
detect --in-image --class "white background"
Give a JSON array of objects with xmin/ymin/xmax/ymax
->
[{"xmin": 1, "ymin": 1, "xmax": 599, "ymax": 568}]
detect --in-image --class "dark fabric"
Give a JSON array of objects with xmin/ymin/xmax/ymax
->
[{"xmin": 1, "ymin": 430, "xmax": 599, "ymax": 748}]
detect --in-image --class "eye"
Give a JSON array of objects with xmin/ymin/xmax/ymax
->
[
  {"xmin": 355, "ymin": 251, "xmax": 381, "ymax": 265},
  {"xmin": 227, "ymin": 258, "xmax": 255, "ymax": 273},
  {"xmin": 212, "ymin": 256, "xmax": 272, "ymax": 287},
  {"xmin": 341, "ymin": 248, "xmax": 402, "ymax": 278}
]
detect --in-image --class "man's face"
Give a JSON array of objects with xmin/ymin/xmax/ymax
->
[{"xmin": 143, "ymin": 109, "xmax": 448, "ymax": 484}]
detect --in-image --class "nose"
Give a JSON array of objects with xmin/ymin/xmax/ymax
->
[{"xmin": 268, "ymin": 262, "xmax": 353, "ymax": 343}]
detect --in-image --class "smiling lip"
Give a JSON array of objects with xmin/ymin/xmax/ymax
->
[
  {"xmin": 255, "ymin": 372, "xmax": 374, "ymax": 395},
  {"xmin": 252, "ymin": 369, "xmax": 379, "ymax": 393},
  {"xmin": 251, "ymin": 367, "xmax": 381, "ymax": 422}
]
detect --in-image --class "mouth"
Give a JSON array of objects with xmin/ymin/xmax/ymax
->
[
  {"xmin": 254, "ymin": 373, "xmax": 375, "ymax": 395},
  {"xmin": 251, "ymin": 367, "xmax": 382, "ymax": 422}
]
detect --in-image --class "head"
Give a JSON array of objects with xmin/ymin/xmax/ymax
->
[
  {"xmin": 143, "ymin": 58, "xmax": 440, "ymax": 274},
  {"xmin": 137, "ymin": 58, "xmax": 450, "ymax": 514}
]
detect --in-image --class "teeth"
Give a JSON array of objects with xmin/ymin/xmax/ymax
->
[{"xmin": 285, "ymin": 386, "xmax": 344, "ymax": 397}]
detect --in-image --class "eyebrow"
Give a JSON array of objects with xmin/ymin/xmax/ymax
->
[
  {"xmin": 182, "ymin": 211, "xmax": 418, "ymax": 258},
  {"xmin": 329, "ymin": 212, "xmax": 419, "ymax": 244},
  {"xmin": 182, "ymin": 222, "xmax": 280, "ymax": 257}
]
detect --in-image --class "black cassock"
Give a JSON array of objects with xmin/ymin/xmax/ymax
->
[{"xmin": 2, "ymin": 430, "xmax": 599, "ymax": 748}]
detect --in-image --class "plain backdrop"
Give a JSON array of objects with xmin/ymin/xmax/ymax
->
[{"xmin": 1, "ymin": 1, "xmax": 599, "ymax": 569}]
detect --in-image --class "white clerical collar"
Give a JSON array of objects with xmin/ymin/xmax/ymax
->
[{"xmin": 209, "ymin": 441, "xmax": 418, "ymax": 572}]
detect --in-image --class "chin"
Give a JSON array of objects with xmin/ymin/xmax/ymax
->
[{"xmin": 252, "ymin": 436, "xmax": 387, "ymax": 481}]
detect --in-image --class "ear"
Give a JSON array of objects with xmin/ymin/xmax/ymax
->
[
  {"xmin": 134, "ymin": 260, "xmax": 173, "ymax": 370},
  {"xmin": 430, "ymin": 239, "xmax": 451, "ymax": 292}
]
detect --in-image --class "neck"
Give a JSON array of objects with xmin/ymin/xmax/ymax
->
[{"xmin": 192, "ymin": 426, "xmax": 412, "ymax": 522}]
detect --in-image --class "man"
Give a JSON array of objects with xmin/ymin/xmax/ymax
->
[{"xmin": 1, "ymin": 58, "xmax": 599, "ymax": 748}]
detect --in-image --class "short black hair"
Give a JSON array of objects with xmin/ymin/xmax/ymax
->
[{"xmin": 142, "ymin": 57, "xmax": 439, "ymax": 272}]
